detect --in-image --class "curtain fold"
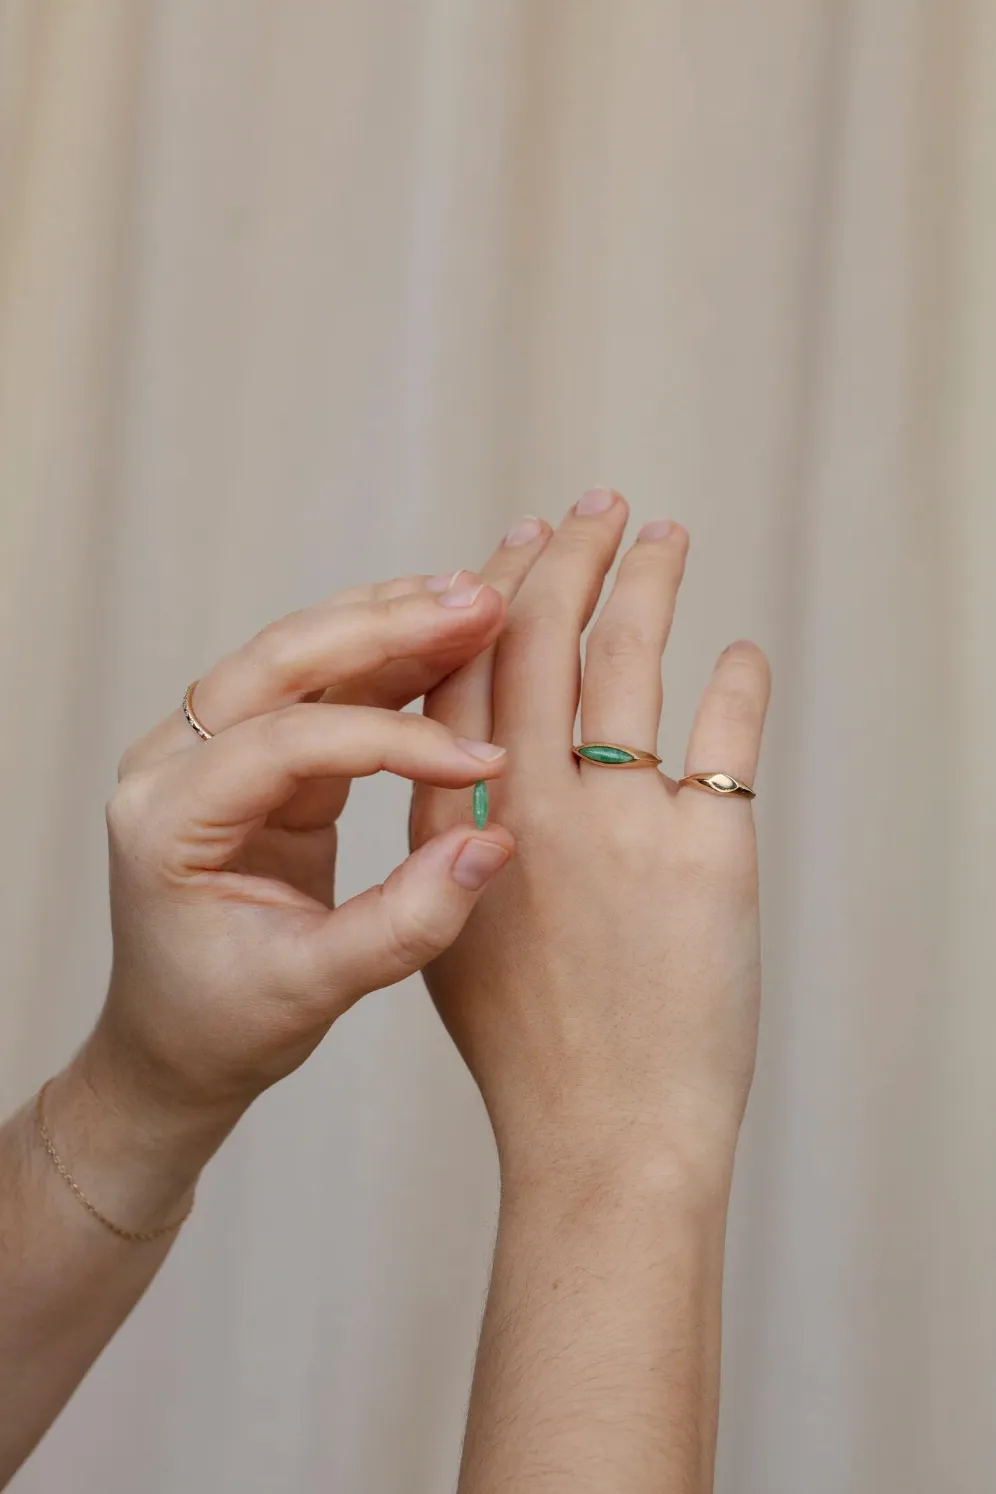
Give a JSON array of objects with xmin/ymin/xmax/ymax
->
[{"xmin": 2, "ymin": 3, "xmax": 992, "ymax": 1489}]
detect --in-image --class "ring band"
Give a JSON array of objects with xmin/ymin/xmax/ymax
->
[
  {"xmin": 679, "ymin": 772, "xmax": 755, "ymax": 799},
  {"xmin": 182, "ymin": 680, "xmax": 214, "ymax": 741},
  {"xmin": 573, "ymin": 742, "xmax": 662, "ymax": 770}
]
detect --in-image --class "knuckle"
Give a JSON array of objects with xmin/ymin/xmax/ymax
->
[
  {"xmin": 506, "ymin": 597, "xmax": 577, "ymax": 640},
  {"xmin": 590, "ymin": 619, "xmax": 650, "ymax": 663},
  {"xmin": 379, "ymin": 590, "xmax": 424, "ymax": 640},
  {"xmin": 247, "ymin": 618, "xmax": 310, "ymax": 690},
  {"xmin": 712, "ymin": 685, "xmax": 760, "ymax": 732},
  {"xmin": 604, "ymin": 815, "xmax": 655, "ymax": 857},
  {"xmin": 395, "ymin": 709, "xmax": 436, "ymax": 748},
  {"xmin": 255, "ymin": 701, "xmax": 309, "ymax": 755},
  {"xmin": 381, "ymin": 590, "xmax": 414, "ymax": 624},
  {"xmin": 383, "ymin": 897, "xmax": 443, "ymax": 970},
  {"xmin": 399, "ymin": 707, "xmax": 430, "ymax": 733},
  {"xmin": 671, "ymin": 833, "xmax": 756, "ymax": 898},
  {"xmin": 116, "ymin": 742, "xmax": 140, "ymax": 780},
  {"xmin": 620, "ymin": 544, "xmax": 667, "ymax": 575},
  {"xmin": 556, "ymin": 528, "xmax": 601, "ymax": 558},
  {"xmin": 503, "ymin": 791, "xmax": 560, "ymax": 844},
  {"xmin": 719, "ymin": 646, "xmax": 770, "ymax": 693},
  {"xmin": 105, "ymin": 773, "xmax": 154, "ymax": 843},
  {"xmin": 671, "ymin": 844, "xmax": 725, "ymax": 893},
  {"xmin": 514, "ymin": 592, "xmax": 573, "ymax": 625}
]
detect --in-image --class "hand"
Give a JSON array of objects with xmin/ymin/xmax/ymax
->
[
  {"xmin": 0, "ymin": 522, "xmax": 558, "ymax": 1482},
  {"xmin": 85, "ymin": 523, "xmax": 552, "ymax": 1140},
  {"xmin": 413, "ymin": 490, "xmax": 771, "ymax": 1188}
]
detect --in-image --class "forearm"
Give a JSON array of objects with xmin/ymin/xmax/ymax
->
[
  {"xmin": 458, "ymin": 1146, "xmax": 733, "ymax": 1494},
  {"xmin": 0, "ymin": 1035, "xmax": 232, "ymax": 1483}
]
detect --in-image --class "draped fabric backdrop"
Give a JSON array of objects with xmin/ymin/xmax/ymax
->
[{"xmin": 1, "ymin": 3, "xmax": 993, "ymax": 1490}]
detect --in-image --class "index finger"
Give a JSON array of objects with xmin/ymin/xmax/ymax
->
[{"xmin": 123, "ymin": 579, "xmax": 506, "ymax": 774}]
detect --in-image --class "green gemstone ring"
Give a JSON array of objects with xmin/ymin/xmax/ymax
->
[{"xmin": 572, "ymin": 742, "xmax": 662, "ymax": 770}]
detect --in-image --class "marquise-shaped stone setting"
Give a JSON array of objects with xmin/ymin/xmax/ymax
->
[{"xmin": 575, "ymin": 743, "xmax": 639, "ymax": 765}]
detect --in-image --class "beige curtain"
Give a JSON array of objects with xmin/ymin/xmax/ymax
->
[{"xmin": 2, "ymin": 2, "xmax": 993, "ymax": 1489}]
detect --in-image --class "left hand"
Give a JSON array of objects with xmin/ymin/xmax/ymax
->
[{"xmin": 412, "ymin": 490, "xmax": 772, "ymax": 1188}]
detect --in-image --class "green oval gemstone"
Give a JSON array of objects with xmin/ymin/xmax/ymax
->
[
  {"xmin": 577, "ymin": 744, "xmax": 637, "ymax": 765},
  {"xmin": 472, "ymin": 779, "xmax": 489, "ymax": 829}
]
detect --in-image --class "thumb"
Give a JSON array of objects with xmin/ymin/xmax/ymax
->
[{"xmin": 307, "ymin": 823, "xmax": 514, "ymax": 1006}]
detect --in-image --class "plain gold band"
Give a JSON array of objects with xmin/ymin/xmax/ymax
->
[
  {"xmin": 679, "ymin": 772, "xmax": 756, "ymax": 800},
  {"xmin": 182, "ymin": 680, "xmax": 214, "ymax": 741}
]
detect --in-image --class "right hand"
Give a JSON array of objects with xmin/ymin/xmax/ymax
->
[{"xmin": 85, "ymin": 519, "xmax": 550, "ymax": 1133}]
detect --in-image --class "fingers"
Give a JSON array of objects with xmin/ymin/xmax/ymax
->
[
  {"xmin": 125, "ymin": 578, "xmax": 507, "ymax": 773},
  {"xmin": 194, "ymin": 581, "xmax": 506, "ymax": 733},
  {"xmin": 580, "ymin": 520, "xmax": 689, "ymax": 751},
  {"xmin": 423, "ymin": 514, "xmax": 552, "ymax": 743},
  {"xmin": 319, "ymin": 574, "xmax": 433, "ymax": 609},
  {"xmin": 492, "ymin": 489, "xmax": 630, "ymax": 757},
  {"xmin": 302, "ymin": 823, "xmax": 515, "ymax": 1005},
  {"xmin": 682, "ymin": 641, "xmax": 771, "ymax": 791},
  {"xmin": 120, "ymin": 705, "xmax": 508, "ymax": 872}
]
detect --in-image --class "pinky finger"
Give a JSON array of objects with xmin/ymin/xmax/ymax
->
[
  {"xmin": 682, "ymin": 641, "xmax": 771, "ymax": 791},
  {"xmin": 303, "ymin": 823, "xmax": 515, "ymax": 1008}
]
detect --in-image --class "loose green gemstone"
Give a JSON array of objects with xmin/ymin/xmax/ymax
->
[
  {"xmin": 472, "ymin": 779, "xmax": 489, "ymax": 830},
  {"xmin": 576, "ymin": 744, "xmax": 637, "ymax": 765}
]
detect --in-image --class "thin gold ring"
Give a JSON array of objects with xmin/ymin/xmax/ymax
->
[
  {"xmin": 573, "ymin": 742, "xmax": 662, "ymax": 770},
  {"xmin": 679, "ymin": 772, "xmax": 755, "ymax": 799},
  {"xmin": 182, "ymin": 680, "xmax": 214, "ymax": 741}
]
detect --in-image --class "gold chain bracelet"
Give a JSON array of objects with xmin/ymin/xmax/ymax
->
[{"xmin": 35, "ymin": 1080, "xmax": 195, "ymax": 1244}]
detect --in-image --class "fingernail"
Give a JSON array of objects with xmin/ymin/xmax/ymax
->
[
  {"xmin": 503, "ymin": 515, "xmax": 543, "ymax": 547},
  {"xmin": 638, "ymin": 519, "xmax": 674, "ymax": 541},
  {"xmin": 722, "ymin": 639, "xmax": 756, "ymax": 656},
  {"xmin": 425, "ymin": 569, "xmax": 466, "ymax": 593},
  {"xmin": 456, "ymin": 737, "xmax": 506, "ymax": 762},
  {"xmin": 574, "ymin": 486, "xmax": 616, "ymax": 516},
  {"xmin": 452, "ymin": 838, "xmax": 509, "ymax": 890},
  {"xmin": 438, "ymin": 582, "xmax": 485, "ymax": 608}
]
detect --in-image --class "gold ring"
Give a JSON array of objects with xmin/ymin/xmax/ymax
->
[
  {"xmin": 182, "ymin": 680, "xmax": 214, "ymax": 741},
  {"xmin": 573, "ymin": 742, "xmax": 661, "ymax": 769},
  {"xmin": 679, "ymin": 772, "xmax": 755, "ymax": 799}
]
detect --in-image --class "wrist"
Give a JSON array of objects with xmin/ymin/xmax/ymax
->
[
  {"xmin": 495, "ymin": 1118, "xmax": 738, "ymax": 1218},
  {"xmin": 86, "ymin": 999, "xmax": 250, "ymax": 1153},
  {"xmin": 36, "ymin": 1030, "xmax": 242, "ymax": 1237},
  {"xmin": 493, "ymin": 1133, "xmax": 731, "ymax": 1295}
]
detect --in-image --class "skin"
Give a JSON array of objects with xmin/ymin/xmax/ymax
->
[
  {"xmin": 0, "ymin": 494, "xmax": 769, "ymax": 1493},
  {"xmin": 0, "ymin": 522, "xmax": 548, "ymax": 1481},
  {"xmin": 414, "ymin": 489, "xmax": 770, "ymax": 1493}
]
